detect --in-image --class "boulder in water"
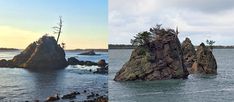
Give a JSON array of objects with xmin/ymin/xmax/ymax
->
[
  {"xmin": 97, "ymin": 59, "xmax": 107, "ymax": 68},
  {"xmin": 67, "ymin": 57, "xmax": 79, "ymax": 65}
]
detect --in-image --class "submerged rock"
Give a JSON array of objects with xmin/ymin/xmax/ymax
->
[
  {"xmin": 181, "ymin": 37, "xmax": 196, "ymax": 73},
  {"xmin": 95, "ymin": 96, "xmax": 108, "ymax": 102},
  {"xmin": 191, "ymin": 43, "xmax": 217, "ymax": 74},
  {"xmin": 61, "ymin": 91, "xmax": 79, "ymax": 99},
  {"xmin": 79, "ymin": 50, "xmax": 96, "ymax": 55},
  {"xmin": 114, "ymin": 27, "xmax": 189, "ymax": 81},
  {"xmin": 12, "ymin": 35, "xmax": 68, "ymax": 69},
  {"xmin": 45, "ymin": 94, "xmax": 60, "ymax": 102}
]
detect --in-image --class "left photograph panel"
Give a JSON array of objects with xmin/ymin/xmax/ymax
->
[{"xmin": 0, "ymin": 0, "xmax": 108, "ymax": 101}]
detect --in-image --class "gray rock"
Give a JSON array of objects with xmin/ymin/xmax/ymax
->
[
  {"xmin": 191, "ymin": 43, "xmax": 217, "ymax": 74},
  {"xmin": 67, "ymin": 57, "xmax": 79, "ymax": 65}
]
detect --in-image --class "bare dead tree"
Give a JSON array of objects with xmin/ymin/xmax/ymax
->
[{"xmin": 53, "ymin": 16, "xmax": 63, "ymax": 44}]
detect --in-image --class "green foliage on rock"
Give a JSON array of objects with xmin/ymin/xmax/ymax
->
[{"xmin": 131, "ymin": 31, "xmax": 152, "ymax": 46}]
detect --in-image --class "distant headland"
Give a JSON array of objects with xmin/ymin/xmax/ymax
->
[
  {"xmin": 0, "ymin": 48, "xmax": 107, "ymax": 52},
  {"xmin": 109, "ymin": 44, "xmax": 234, "ymax": 49},
  {"xmin": 0, "ymin": 48, "xmax": 20, "ymax": 51}
]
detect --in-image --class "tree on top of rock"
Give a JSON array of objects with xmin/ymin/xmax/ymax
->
[
  {"xmin": 130, "ymin": 31, "xmax": 152, "ymax": 46},
  {"xmin": 130, "ymin": 24, "xmax": 177, "ymax": 47},
  {"xmin": 206, "ymin": 39, "xmax": 215, "ymax": 51},
  {"xmin": 53, "ymin": 16, "xmax": 63, "ymax": 44}
]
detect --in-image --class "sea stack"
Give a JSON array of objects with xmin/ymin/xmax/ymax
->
[
  {"xmin": 114, "ymin": 26, "xmax": 189, "ymax": 81},
  {"xmin": 181, "ymin": 37, "xmax": 196, "ymax": 73},
  {"xmin": 12, "ymin": 35, "xmax": 68, "ymax": 70},
  {"xmin": 191, "ymin": 43, "xmax": 217, "ymax": 74}
]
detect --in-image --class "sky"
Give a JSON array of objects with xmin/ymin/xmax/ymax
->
[
  {"xmin": 109, "ymin": 0, "xmax": 234, "ymax": 46},
  {"xmin": 0, "ymin": 0, "xmax": 107, "ymax": 49}
]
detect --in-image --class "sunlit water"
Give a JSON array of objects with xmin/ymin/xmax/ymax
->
[
  {"xmin": 109, "ymin": 49, "xmax": 234, "ymax": 102},
  {"xmin": 0, "ymin": 50, "xmax": 108, "ymax": 101}
]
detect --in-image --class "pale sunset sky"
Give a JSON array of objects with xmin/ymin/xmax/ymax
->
[{"xmin": 0, "ymin": 0, "xmax": 107, "ymax": 49}]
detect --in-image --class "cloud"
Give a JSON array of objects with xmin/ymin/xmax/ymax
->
[{"xmin": 109, "ymin": 0, "xmax": 234, "ymax": 45}]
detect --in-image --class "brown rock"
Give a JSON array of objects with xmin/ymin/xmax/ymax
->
[
  {"xmin": 114, "ymin": 27, "xmax": 189, "ymax": 81},
  {"xmin": 12, "ymin": 35, "xmax": 68, "ymax": 70},
  {"xmin": 181, "ymin": 37, "xmax": 196, "ymax": 73},
  {"xmin": 191, "ymin": 43, "xmax": 217, "ymax": 74},
  {"xmin": 97, "ymin": 59, "xmax": 107, "ymax": 68}
]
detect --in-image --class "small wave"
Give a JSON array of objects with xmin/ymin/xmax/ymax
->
[
  {"xmin": 175, "ymin": 88, "xmax": 234, "ymax": 95},
  {"xmin": 0, "ymin": 96, "xmax": 6, "ymax": 100},
  {"xmin": 120, "ymin": 92, "xmax": 163, "ymax": 97},
  {"xmin": 1, "ymin": 85, "xmax": 19, "ymax": 88},
  {"xmin": 12, "ymin": 88, "xmax": 25, "ymax": 92},
  {"xmin": 136, "ymin": 92, "xmax": 163, "ymax": 96}
]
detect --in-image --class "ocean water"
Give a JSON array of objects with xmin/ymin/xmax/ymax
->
[
  {"xmin": 109, "ymin": 49, "xmax": 234, "ymax": 102},
  {"xmin": 0, "ymin": 50, "xmax": 108, "ymax": 101}
]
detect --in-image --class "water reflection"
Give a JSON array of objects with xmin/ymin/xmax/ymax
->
[{"xmin": 27, "ymin": 69, "xmax": 65, "ymax": 100}]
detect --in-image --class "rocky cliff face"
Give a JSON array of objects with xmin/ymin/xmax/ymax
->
[
  {"xmin": 114, "ymin": 28, "xmax": 189, "ymax": 81},
  {"xmin": 12, "ymin": 35, "xmax": 68, "ymax": 69},
  {"xmin": 181, "ymin": 38, "xmax": 196, "ymax": 73},
  {"xmin": 191, "ymin": 43, "xmax": 217, "ymax": 74}
]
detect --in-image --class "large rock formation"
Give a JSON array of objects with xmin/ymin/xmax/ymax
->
[
  {"xmin": 181, "ymin": 38, "xmax": 196, "ymax": 72},
  {"xmin": 114, "ymin": 28, "xmax": 189, "ymax": 81},
  {"xmin": 191, "ymin": 43, "xmax": 217, "ymax": 74},
  {"xmin": 11, "ymin": 35, "xmax": 68, "ymax": 69}
]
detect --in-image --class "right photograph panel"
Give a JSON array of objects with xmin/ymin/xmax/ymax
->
[{"xmin": 109, "ymin": 0, "xmax": 233, "ymax": 102}]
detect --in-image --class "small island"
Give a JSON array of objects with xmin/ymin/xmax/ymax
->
[
  {"xmin": 79, "ymin": 50, "xmax": 97, "ymax": 55},
  {"xmin": 114, "ymin": 25, "xmax": 217, "ymax": 81}
]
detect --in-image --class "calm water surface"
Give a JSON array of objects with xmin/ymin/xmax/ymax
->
[
  {"xmin": 109, "ymin": 49, "xmax": 234, "ymax": 102},
  {"xmin": 0, "ymin": 50, "xmax": 108, "ymax": 101}
]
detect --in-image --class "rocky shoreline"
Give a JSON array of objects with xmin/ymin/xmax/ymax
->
[
  {"xmin": 21, "ymin": 88, "xmax": 108, "ymax": 102},
  {"xmin": 43, "ymin": 90, "xmax": 108, "ymax": 102}
]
